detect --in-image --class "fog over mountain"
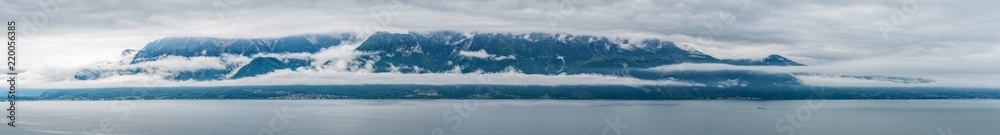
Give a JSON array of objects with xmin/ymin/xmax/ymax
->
[{"xmin": 26, "ymin": 31, "xmax": 943, "ymax": 89}]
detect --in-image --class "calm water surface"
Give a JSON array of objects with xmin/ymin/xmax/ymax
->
[{"xmin": 1, "ymin": 100, "xmax": 998, "ymax": 135}]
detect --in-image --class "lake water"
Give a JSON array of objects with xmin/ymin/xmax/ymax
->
[{"xmin": 0, "ymin": 100, "xmax": 997, "ymax": 135}]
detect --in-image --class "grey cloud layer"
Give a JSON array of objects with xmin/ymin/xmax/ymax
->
[{"xmin": 2, "ymin": 0, "xmax": 998, "ymax": 87}]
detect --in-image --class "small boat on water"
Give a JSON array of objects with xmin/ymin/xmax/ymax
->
[{"xmin": 758, "ymin": 107, "xmax": 765, "ymax": 109}]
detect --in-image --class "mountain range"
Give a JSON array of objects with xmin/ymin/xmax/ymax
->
[
  {"xmin": 24, "ymin": 31, "xmax": 978, "ymax": 100},
  {"xmin": 73, "ymin": 31, "xmax": 909, "ymax": 88}
]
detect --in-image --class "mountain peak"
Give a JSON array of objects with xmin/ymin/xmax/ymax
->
[
  {"xmin": 761, "ymin": 54, "xmax": 804, "ymax": 66},
  {"xmin": 121, "ymin": 49, "xmax": 137, "ymax": 56},
  {"xmin": 719, "ymin": 54, "xmax": 804, "ymax": 66}
]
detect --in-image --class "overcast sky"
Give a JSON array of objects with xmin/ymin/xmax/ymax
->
[{"xmin": 2, "ymin": 0, "xmax": 999, "ymax": 88}]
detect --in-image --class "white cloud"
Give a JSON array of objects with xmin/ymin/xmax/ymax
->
[
  {"xmin": 310, "ymin": 42, "xmax": 366, "ymax": 71},
  {"xmin": 458, "ymin": 50, "xmax": 492, "ymax": 59},
  {"xmin": 493, "ymin": 55, "xmax": 517, "ymax": 60},
  {"xmin": 252, "ymin": 52, "xmax": 312, "ymax": 60},
  {"xmin": 793, "ymin": 75, "xmax": 915, "ymax": 87},
  {"xmin": 23, "ymin": 70, "xmax": 702, "ymax": 89},
  {"xmin": 18, "ymin": 40, "xmax": 705, "ymax": 88},
  {"xmin": 19, "ymin": 54, "xmax": 254, "ymax": 85},
  {"xmin": 5, "ymin": 0, "xmax": 1000, "ymax": 88},
  {"xmin": 129, "ymin": 56, "xmax": 228, "ymax": 72},
  {"xmin": 648, "ymin": 55, "xmax": 1000, "ymax": 88},
  {"xmin": 458, "ymin": 49, "xmax": 517, "ymax": 61}
]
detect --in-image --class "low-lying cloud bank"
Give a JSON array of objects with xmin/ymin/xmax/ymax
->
[
  {"xmin": 649, "ymin": 58, "xmax": 1000, "ymax": 88},
  {"xmin": 19, "ymin": 40, "xmax": 700, "ymax": 89},
  {"xmin": 22, "ymin": 71, "xmax": 700, "ymax": 89},
  {"xmin": 458, "ymin": 50, "xmax": 517, "ymax": 61},
  {"xmin": 22, "ymin": 40, "xmax": 1000, "ymax": 89}
]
